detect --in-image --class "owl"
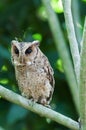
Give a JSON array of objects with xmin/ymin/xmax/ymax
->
[{"xmin": 11, "ymin": 40, "xmax": 55, "ymax": 106}]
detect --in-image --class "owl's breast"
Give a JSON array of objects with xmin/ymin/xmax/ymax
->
[
  {"xmin": 15, "ymin": 65, "xmax": 46, "ymax": 88},
  {"xmin": 27, "ymin": 69, "xmax": 46, "ymax": 85},
  {"xmin": 15, "ymin": 65, "xmax": 27, "ymax": 90},
  {"xmin": 15, "ymin": 65, "xmax": 52, "ymax": 104}
]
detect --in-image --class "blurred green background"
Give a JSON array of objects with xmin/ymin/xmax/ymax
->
[{"xmin": 0, "ymin": 0, "xmax": 85, "ymax": 130}]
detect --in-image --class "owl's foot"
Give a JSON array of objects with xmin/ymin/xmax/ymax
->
[
  {"xmin": 29, "ymin": 98, "xmax": 37, "ymax": 103},
  {"xmin": 29, "ymin": 97, "xmax": 38, "ymax": 107},
  {"xmin": 44, "ymin": 104, "xmax": 51, "ymax": 108},
  {"xmin": 38, "ymin": 98, "xmax": 51, "ymax": 108},
  {"xmin": 22, "ymin": 93, "xmax": 36, "ymax": 103},
  {"xmin": 22, "ymin": 92, "xmax": 28, "ymax": 98}
]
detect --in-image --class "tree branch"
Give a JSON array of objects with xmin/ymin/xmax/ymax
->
[
  {"xmin": 42, "ymin": 0, "xmax": 79, "ymax": 114},
  {"xmin": 62, "ymin": 0, "xmax": 80, "ymax": 85},
  {"xmin": 0, "ymin": 85, "xmax": 79, "ymax": 130},
  {"xmin": 80, "ymin": 18, "xmax": 86, "ymax": 130}
]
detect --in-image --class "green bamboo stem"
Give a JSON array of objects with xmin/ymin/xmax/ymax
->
[
  {"xmin": 62, "ymin": 0, "xmax": 80, "ymax": 85},
  {"xmin": 0, "ymin": 85, "xmax": 79, "ymax": 130},
  {"xmin": 72, "ymin": 0, "xmax": 82, "ymax": 44},
  {"xmin": 42, "ymin": 0, "xmax": 79, "ymax": 114},
  {"xmin": 79, "ymin": 18, "xmax": 86, "ymax": 130}
]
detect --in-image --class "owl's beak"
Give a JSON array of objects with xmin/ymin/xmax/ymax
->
[{"xmin": 19, "ymin": 56, "xmax": 25, "ymax": 64}]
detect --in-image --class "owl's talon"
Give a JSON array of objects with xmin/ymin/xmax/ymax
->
[
  {"xmin": 22, "ymin": 92, "xmax": 27, "ymax": 98},
  {"xmin": 45, "ymin": 104, "xmax": 51, "ymax": 108},
  {"xmin": 30, "ymin": 99, "xmax": 36, "ymax": 104},
  {"xmin": 29, "ymin": 98, "xmax": 37, "ymax": 106}
]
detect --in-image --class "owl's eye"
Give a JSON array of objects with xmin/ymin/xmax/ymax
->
[
  {"xmin": 25, "ymin": 47, "xmax": 32, "ymax": 55},
  {"xmin": 14, "ymin": 47, "xmax": 19, "ymax": 55}
]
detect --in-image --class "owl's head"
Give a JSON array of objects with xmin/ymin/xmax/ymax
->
[{"xmin": 11, "ymin": 40, "xmax": 40, "ymax": 66}]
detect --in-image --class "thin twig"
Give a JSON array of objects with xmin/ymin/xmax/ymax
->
[
  {"xmin": 0, "ymin": 85, "xmax": 79, "ymax": 130},
  {"xmin": 62, "ymin": 0, "xmax": 80, "ymax": 85},
  {"xmin": 80, "ymin": 17, "xmax": 86, "ymax": 130},
  {"xmin": 42, "ymin": 0, "xmax": 79, "ymax": 114}
]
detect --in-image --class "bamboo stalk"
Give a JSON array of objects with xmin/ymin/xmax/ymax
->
[
  {"xmin": 79, "ymin": 18, "xmax": 86, "ymax": 130},
  {"xmin": 72, "ymin": 0, "xmax": 82, "ymax": 44},
  {"xmin": 62, "ymin": 0, "xmax": 80, "ymax": 85},
  {"xmin": 42, "ymin": 0, "xmax": 79, "ymax": 114}
]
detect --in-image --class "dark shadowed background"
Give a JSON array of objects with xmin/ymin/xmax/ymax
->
[{"xmin": 0, "ymin": 0, "xmax": 86, "ymax": 130}]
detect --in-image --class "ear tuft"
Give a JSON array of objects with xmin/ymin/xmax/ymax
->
[
  {"xmin": 11, "ymin": 40, "xmax": 18, "ymax": 45},
  {"xmin": 32, "ymin": 40, "xmax": 40, "ymax": 46}
]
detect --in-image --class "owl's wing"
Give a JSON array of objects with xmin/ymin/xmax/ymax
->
[
  {"xmin": 42, "ymin": 55, "xmax": 55, "ymax": 103},
  {"xmin": 43, "ymin": 55, "xmax": 55, "ymax": 88}
]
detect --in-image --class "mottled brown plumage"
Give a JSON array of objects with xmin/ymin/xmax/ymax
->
[{"xmin": 11, "ymin": 40, "xmax": 55, "ymax": 105}]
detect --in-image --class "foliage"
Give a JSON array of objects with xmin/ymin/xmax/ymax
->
[{"xmin": 0, "ymin": 0, "xmax": 86, "ymax": 130}]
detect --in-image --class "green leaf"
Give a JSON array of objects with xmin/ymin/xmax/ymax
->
[
  {"xmin": 51, "ymin": 0, "xmax": 63, "ymax": 13},
  {"xmin": 37, "ymin": 6, "xmax": 47, "ymax": 20},
  {"xmin": 32, "ymin": 33, "xmax": 42, "ymax": 41},
  {"xmin": 82, "ymin": 0, "xmax": 86, "ymax": 2},
  {"xmin": 56, "ymin": 59, "xmax": 64, "ymax": 72},
  {"xmin": 0, "ymin": 79, "xmax": 9, "ymax": 84},
  {"xmin": 1, "ymin": 65, "xmax": 8, "ymax": 72}
]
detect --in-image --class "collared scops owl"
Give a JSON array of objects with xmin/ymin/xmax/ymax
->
[{"xmin": 11, "ymin": 40, "xmax": 55, "ymax": 106}]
